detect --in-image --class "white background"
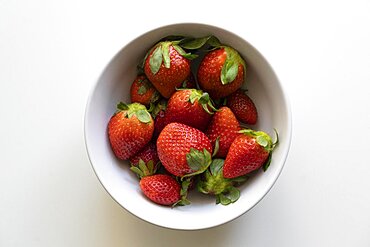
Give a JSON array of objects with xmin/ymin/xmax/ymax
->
[{"xmin": 1, "ymin": 0, "xmax": 370, "ymax": 246}]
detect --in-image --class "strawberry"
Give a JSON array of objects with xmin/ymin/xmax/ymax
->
[
  {"xmin": 129, "ymin": 142, "xmax": 159, "ymax": 167},
  {"xmin": 108, "ymin": 102, "xmax": 154, "ymax": 160},
  {"xmin": 180, "ymin": 72, "xmax": 196, "ymax": 89},
  {"xmin": 143, "ymin": 41, "xmax": 196, "ymax": 98},
  {"xmin": 197, "ymin": 46, "xmax": 246, "ymax": 99},
  {"xmin": 205, "ymin": 106, "xmax": 241, "ymax": 158},
  {"xmin": 223, "ymin": 129, "xmax": 278, "ymax": 179},
  {"xmin": 157, "ymin": 122, "xmax": 213, "ymax": 178},
  {"xmin": 140, "ymin": 174, "xmax": 181, "ymax": 206},
  {"xmin": 165, "ymin": 89, "xmax": 217, "ymax": 131},
  {"xmin": 153, "ymin": 110, "xmax": 170, "ymax": 140},
  {"xmin": 227, "ymin": 89, "xmax": 258, "ymax": 125},
  {"xmin": 197, "ymin": 159, "xmax": 247, "ymax": 205},
  {"xmin": 129, "ymin": 142, "xmax": 160, "ymax": 179},
  {"xmin": 150, "ymin": 99, "xmax": 170, "ymax": 139},
  {"xmin": 130, "ymin": 75, "xmax": 160, "ymax": 106}
]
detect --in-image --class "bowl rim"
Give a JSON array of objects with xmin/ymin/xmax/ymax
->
[{"xmin": 84, "ymin": 22, "xmax": 293, "ymax": 230}]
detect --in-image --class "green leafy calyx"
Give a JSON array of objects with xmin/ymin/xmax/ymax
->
[
  {"xmin": 150, "ymin": 99, "xmax": 167, "ymax": 118},
  {"xmin": 117, "ymin": 102, "xmax": 152, "ymax": 124},
  {"xmin": 130, "ymin": 159, "xmax": 158, "ymax": 179},
  {"xmin": 136, "ymin": 77, "xmax": 153, "ymax": 95},
  {"xmin": 172, "ymin": 178, "xmax": 192, "ymax": 207},
  {"xmin": 212, "ymin": 137, "xmax": 220, "ymax": 157},
  {"xmin": 149, "ymin": 40, "xmax": 197, "ymax": 75},
  {"xmin": 142, "ymin": 35, "xmax": 221, "ymax": 75},
  {"xmin": 239, "ymin": 128, "xmax": 278, "ymax": 152},
  {"xmin": 179, "ymin": 35, "xmax": 221, "ymax": 50},
  {"xmin": 172, "ymin": 45, "xmax": 198, "ymax": 60},
  {"xmin": 149, "ymin": 45, "xmax": 163, "ymax": 74},
  {"xmin": 117, "ymin": 102, "xmax": 129, "ymax": 111},
  {"xmin": 220, "ymin": 46, "xmax": 247, "ymax": 85},
  {"xmin": 188, "ymin": 89, "xmax": 218, "ymax": 115},
  {"xmin": 183, "ymin": 148, "xmax": 212, "ymax": 179},
  {"xmin": 197, "ymin": 159, "xmax": 246, "ymax": 205}
]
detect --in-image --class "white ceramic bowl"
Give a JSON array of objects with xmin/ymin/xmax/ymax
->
[{"xmin": 84, "ymin": 23, "xmax": 292, "ymax": 230}]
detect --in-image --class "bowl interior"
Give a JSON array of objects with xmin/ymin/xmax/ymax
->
[{"xmin": 85, "ymin": 23, "xmax": 291, "ymax": 230}]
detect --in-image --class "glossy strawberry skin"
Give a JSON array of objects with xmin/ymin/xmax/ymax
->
[
  {"xmin": 129, "ymin": 142, "xmax": 159, "ymax": 166},
  {"xmin": 130, "ymin": 75, "xmax": 159, "ymax": 106},
  {"xmin": 165, "ymin": 89, "xmax": 212, "ymax": 131},
  {"xmin": 205, "ymin": 107, "xmax": 241, "ymax": 158},
  {"xmin": 144, "ymin": 45, "xmax": 190, "ymax": 98},
  {"xmin": 227, "ymin": 89, "xmax": 258, "ymax": 125},
  {"xmin": 180, "ymin": 72, "xmax": 196, "ymax": 89},
  {"xmin": 153, "ymin": 109, "xmax": 170, "ymax": 139},
  {"xmin": 108, "ymin": 111, "xmax": 154, "ymax": 160},
  {"xmin": 140, "ymin": 174, "xmax": 181, "ymax": 206},
  {"xmin": 197, "ymin": 48, "xmax": 244, "ymax": 99},
  {"xmin": 223, "ymin": 135, "xmax": 269, "ymax": 178},
  {"xmin": 157, "ymin": 122, "xmax": 213, "ymax": 177}
]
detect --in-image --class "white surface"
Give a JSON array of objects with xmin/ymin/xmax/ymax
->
[
  {"xmin": 1, "ymin": 0, "xmax": 369, "ymax": 246},
  {"xmin": 85, "ymin": 22, "xmax": 291, "ymax": 230}
]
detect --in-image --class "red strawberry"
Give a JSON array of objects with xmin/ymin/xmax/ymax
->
[
  {"xmin": 140, "ymin": 174, "xmax": 181, "ymax": 206},
  {"xmin": 153, "ymin": 110, "xmax": 170, "ymax": 139},
  {"xmin": 197, "ymin": 46, "xmax": 246, "ymax": 99},
  {"xmin": 205, "ymin": 106, "xmax": 241, "ymax": 158},
  {"xmin": 144, "ymin": 41, "xmax": 196, "ymax": 98},
  {"xmin": 165, "ymin": 89, "xmax": 217, "ymax": 131},
  {"xmin": 223, "ymin": 129, "xmax": 278, "ymax": 178},
  {"xmin": 129, "ymin": 143, "xmax": 160, "ymax": 179},
  {"xmin": 130, "ymin": 75, "xmax": 160, "ymax": 106},
  {"xmin": 180, "ymin": 72, "xmax": 196, "ymax": 89},
  {"xmin": 108, "ymin": 102, "xmax": 154, "ymax": 160},
  {"xmin": 129, "ymin": 142, "xmax": 159, "ymax": 166},
  {"xmin": 157, "ymin": 122, "xmax": 213, "ymax": 177},
  {"xmin": 150, "ymin": 99, "xmax": 170, "ymax": 139},
  {"xmin": 227, "ymin": 89, "xmax": 258, "ymax": 125}
]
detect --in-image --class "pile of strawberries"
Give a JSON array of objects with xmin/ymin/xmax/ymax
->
[{"xmin": 107, "ymin": 35, "xmax": 278, "ymax": 207}]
